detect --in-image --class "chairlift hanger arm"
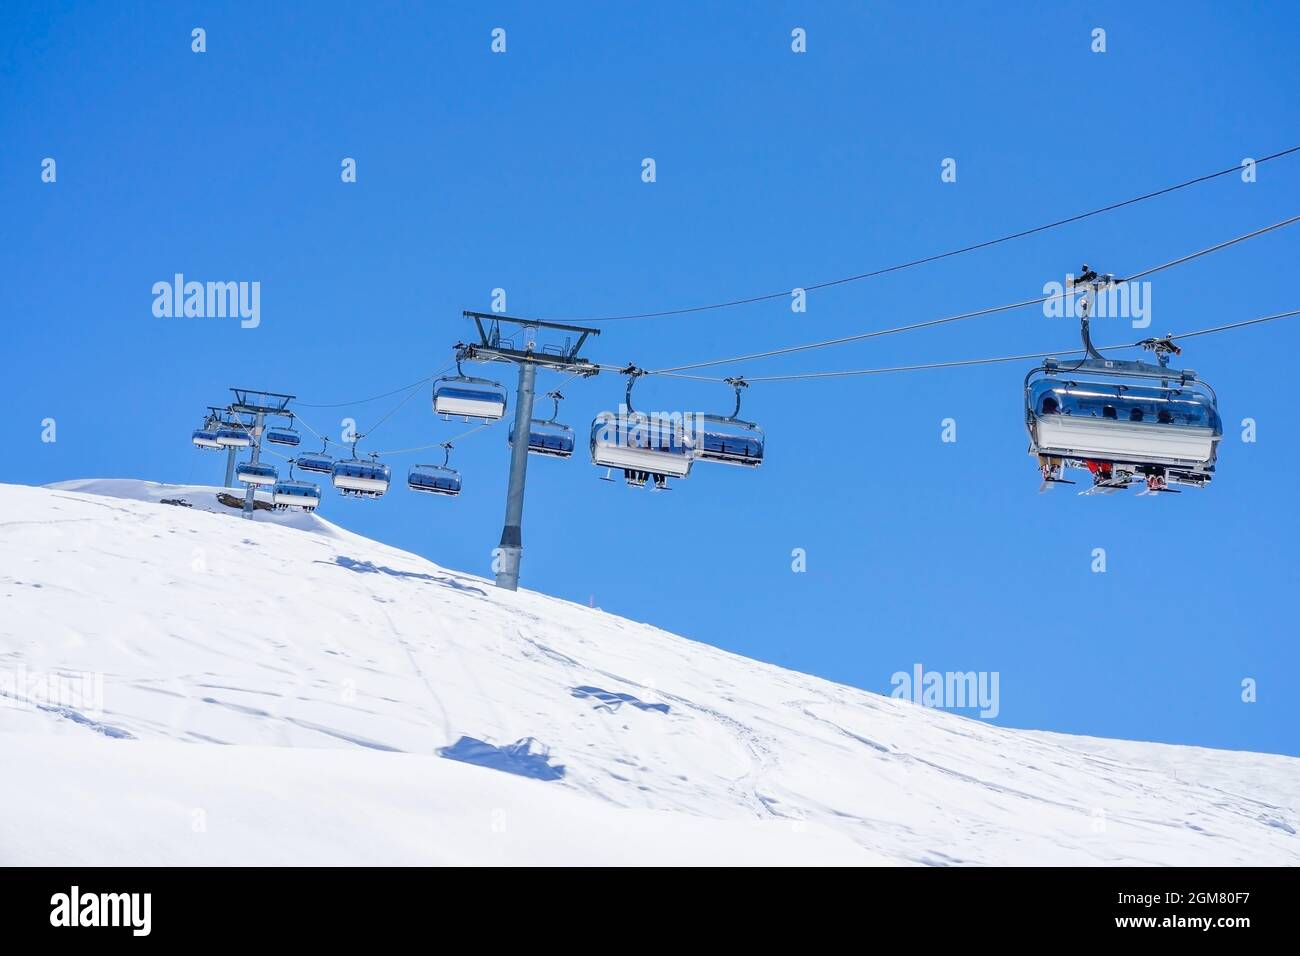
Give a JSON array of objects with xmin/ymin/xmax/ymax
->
[
  {"xmin": 622, "ymin": 365, "xmax": 644, "ymax": 413},
  {"xmin": 544, "ymin": 391, "xmax": 564, "ymax": 423},
  {"xmin": 1079, "ymin": 314, "xmax": 1106, "ymax": 362},
  {"xmin": 723, "ymin": 376, "xmax": 749, "ymax": 419}
]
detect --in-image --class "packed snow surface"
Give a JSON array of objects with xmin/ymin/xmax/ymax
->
[{"xmin": 1, "ymin": 480, "xmax": 1296, "ymax": 865}]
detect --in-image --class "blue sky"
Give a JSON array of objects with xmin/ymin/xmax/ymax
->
[{"xmin": 3, "ymin": 1, "xmax": 1298, "ymax": 755}]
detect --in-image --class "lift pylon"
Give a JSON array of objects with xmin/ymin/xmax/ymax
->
[{"xmin": 457, "ymin": 311, "xmax": 601, "ymax": 591}]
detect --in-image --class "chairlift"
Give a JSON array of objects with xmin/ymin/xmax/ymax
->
[
  {"xmin": 697, "ymin": 378, "xmax": 765, "ymax": 468},
  {"xmin": 509, "ymin": 391, "xmax": 576, "ymax": 459},
  {"xmin": 296, "ymin": 438, "xmax": 335, "ymax": 475},
  {"xmin": 192, "ymin": 428, "xmax": 222, "ymax": 449},
  {"xmin": 1026, "ymin": 282, "xmax": 1221, "ymax": 494},
  {"xmin": 331, "ymin": 443, "xmax": 391, "ymax": 498},
  {"xmin": 265, "ymin": 425, "xmax": 301, "ymax": 447},
  {"xmin": 236, "ymin": 461, "xmax": 278, "ymax": 486},
  {"xmin": 590, "ymin": 368, "xmax": 694, "ymax": 488},
  {"xmin": 191, "ymin": 416, "xmax": 222, "ymax": 449},
  {"xmin": 408, "ymin": 443, "xmax": 462, "ymax": 497},
  {"xmin": 433, "ymin": 357, "xmax": 507, "ymax": 421},
  {"xmin": 272, "ymin": 461, "xmax": 322, "ymax": 511},
  {"xmin": 215, "ymin": 424, "xmax": 252, "ymax": 447}
]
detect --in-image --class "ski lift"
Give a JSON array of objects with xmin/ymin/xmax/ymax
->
[
  {"xmin": 192, "ymin": 427, "xmax": 222, "ymax": 449},
  {"xmin": 296, "ymin": 438, "xmax": 335, "ymax": 475},
  {"xmin": 697, "ymin": 378, "xmax": 765, "ymax": 467},
  {"xmin": 192, "ymin": 416, "xmax": 222, "ymax": 450},
  {"xmin": 265, "ymin": 426, "xmax": 301, "ymax": 447},
  {"xmin": 433, "ymin": 357, "xmax": 507, "ymax": 421},
  {"xmin": 509, "ymin": 391, "xmax": 576, "ymax": 459},
  {"xmin": 407, "ymin": 443, "xmax": 462, "ymax": 497},
  {"xmin": 589, "ymin": 368, "xmax": 694, "ymax": 487},
  {"xmin": 236, "ymin": 461, "xmax": 278, "ymax": 486},
  {"xmin": 1026, "ymin": 272, "xmax": 1221, "ymax": 494},
  {"xmin": 331, "ymin": 444, "xmax": 391, "ymax": 498},
  {"xmin": 215, "ymin": 424, "xmax": 252, "ymax": 447},
  {"xmin": 272, "ymin": 462, "xmax": 321, "ymax": 511}
]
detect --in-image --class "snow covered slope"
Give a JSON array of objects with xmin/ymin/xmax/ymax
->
[{"xmin": 2, "ymin": 480, "xmax": 1296, "ymax": 865}]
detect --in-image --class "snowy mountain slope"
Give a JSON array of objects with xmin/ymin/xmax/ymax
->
[
  {"xmin": 2, "ymin": 734, "xmax": 875, "ymax": 866},
  {"xmin": 1, "ymin": 480, "xmax": 1296, "ymax": 866}
]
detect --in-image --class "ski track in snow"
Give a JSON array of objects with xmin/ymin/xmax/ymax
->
[{"xmin": 1, "ymin": 479, "xmax": 1297, "ymax": 866}]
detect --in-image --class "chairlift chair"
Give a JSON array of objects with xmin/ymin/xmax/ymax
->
[
  {"xmin": 589, "ymin": 369, "xmax": 694, "ymax": 484},
  {"xmin": 272, "ymin": 462, "xmax": 322, "ymax": 511},
  {"xmin": 697, "ymin": 378, "xmax": 765, "ymax": 468},
  {"xmin": 433, "ymin": 357, "xmax": 507, "ymax": 421},
  {"xmin": 509, "ymin": 391, "xmax": 576, "ymax": 459},
  {"xmin": 265, "ymin": 426, "xmax": 301, "ymax": 447},
  {"xmin": 1026, "ymin": 288, "xmax": 1221, "ymax": 491},
  {"xmin": 191, "ymin": 416, "xmax": 222, "ymax": 450},
  {"xmin": 236, "ymin": 461, "xmax": 278, "ymax": 486},
  {"xmin": 407, "ymin": 443, "xmax": 462, "ymax": 497},
  {"xmin": 215, "ymin": 424, "xmax": 252, "ymax": 447},
  {"xmin": 331, "ymin": 444, "xmax": 391, "ymax": 498},
  {"xmin": 296, "ymin": 438, "xmax": 335, "ymax": 475}
]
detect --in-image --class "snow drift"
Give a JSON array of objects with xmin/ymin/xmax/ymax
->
[{"xmin": 1, "ymin": 479, "xmax": 1296, "ymax": 865}]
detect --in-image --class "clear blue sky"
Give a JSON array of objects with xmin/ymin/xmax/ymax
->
[{"xmin": 3, "ymin": 1, "xmax": 1297, "ymax": 756}]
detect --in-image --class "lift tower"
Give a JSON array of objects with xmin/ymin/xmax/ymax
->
[
  {"xmin": 459, "ymin": 311, "xmax": 600, "ymax": 591},
  {"xmin": 228, "ymin": 389, "xmax": 295, "ymax": 518}
]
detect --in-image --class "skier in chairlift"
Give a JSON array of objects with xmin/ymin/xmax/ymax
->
[
  {"xmin": 1085, "ymin": 459, "xmax": 1115, "ymax": 486},
  {"xmin": 1142, "ymin": 468, "xmax": 1169, "ymax": 494}
]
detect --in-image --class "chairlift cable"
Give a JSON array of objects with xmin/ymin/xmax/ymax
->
[
  {"xmin": 371, "ymin": 420, "xmax": 499, "ymax": 458},
  {"xmin": 544, "ymin": 145, "xmax": 1300, "ymax": 322},
  {"xmin": 1162, "ymin": 308, "xmax": 1300, "ymax": 341},
  {"xmin": 295, "ymin": 371, "xmax": 443, "ymax": 409},
  {"xmin": 290, "ymin": 413, "xmax": 328, "ymax": 444},
  {"xmin": 735, "ymin": 308, "xmax": 1300, "ymax": 382},
  {"xmin": 355, "ymin": 378, "xmax": 428, "ymax": 443},
  {"xmin": 648, "ymin": 214, "xmax": 1300, "ymax": 375},
  {"xmin": 279, "ymin": 360, "xmax": 457, "ymax": 448}
]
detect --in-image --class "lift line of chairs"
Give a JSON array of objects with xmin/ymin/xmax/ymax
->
[
  {"xmin": 192, "ymin": 417, "xmax": 303, "ymax": 450},
  {"xmin": 193, "ymin": 366, "xmax": 767, "ymax": 509},
  {"xmin": 191, "ymin": 416, "xmax": 324, "ymax": 511},
  {"xmin": 194, "ymin": 297, "xmax": 1221, "ymax": 506}
]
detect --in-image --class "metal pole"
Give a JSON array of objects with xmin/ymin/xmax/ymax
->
[
  {"xmin": 224, "ymin": 445, "xmax": 236, "ymax": 488},
  {"xmin": 242, "ymin": 411, "xmax": 263, "ymax": 518},
  {"xmin": 495, "ymin": 360, "xmax": 537, "ymax": 590}
]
